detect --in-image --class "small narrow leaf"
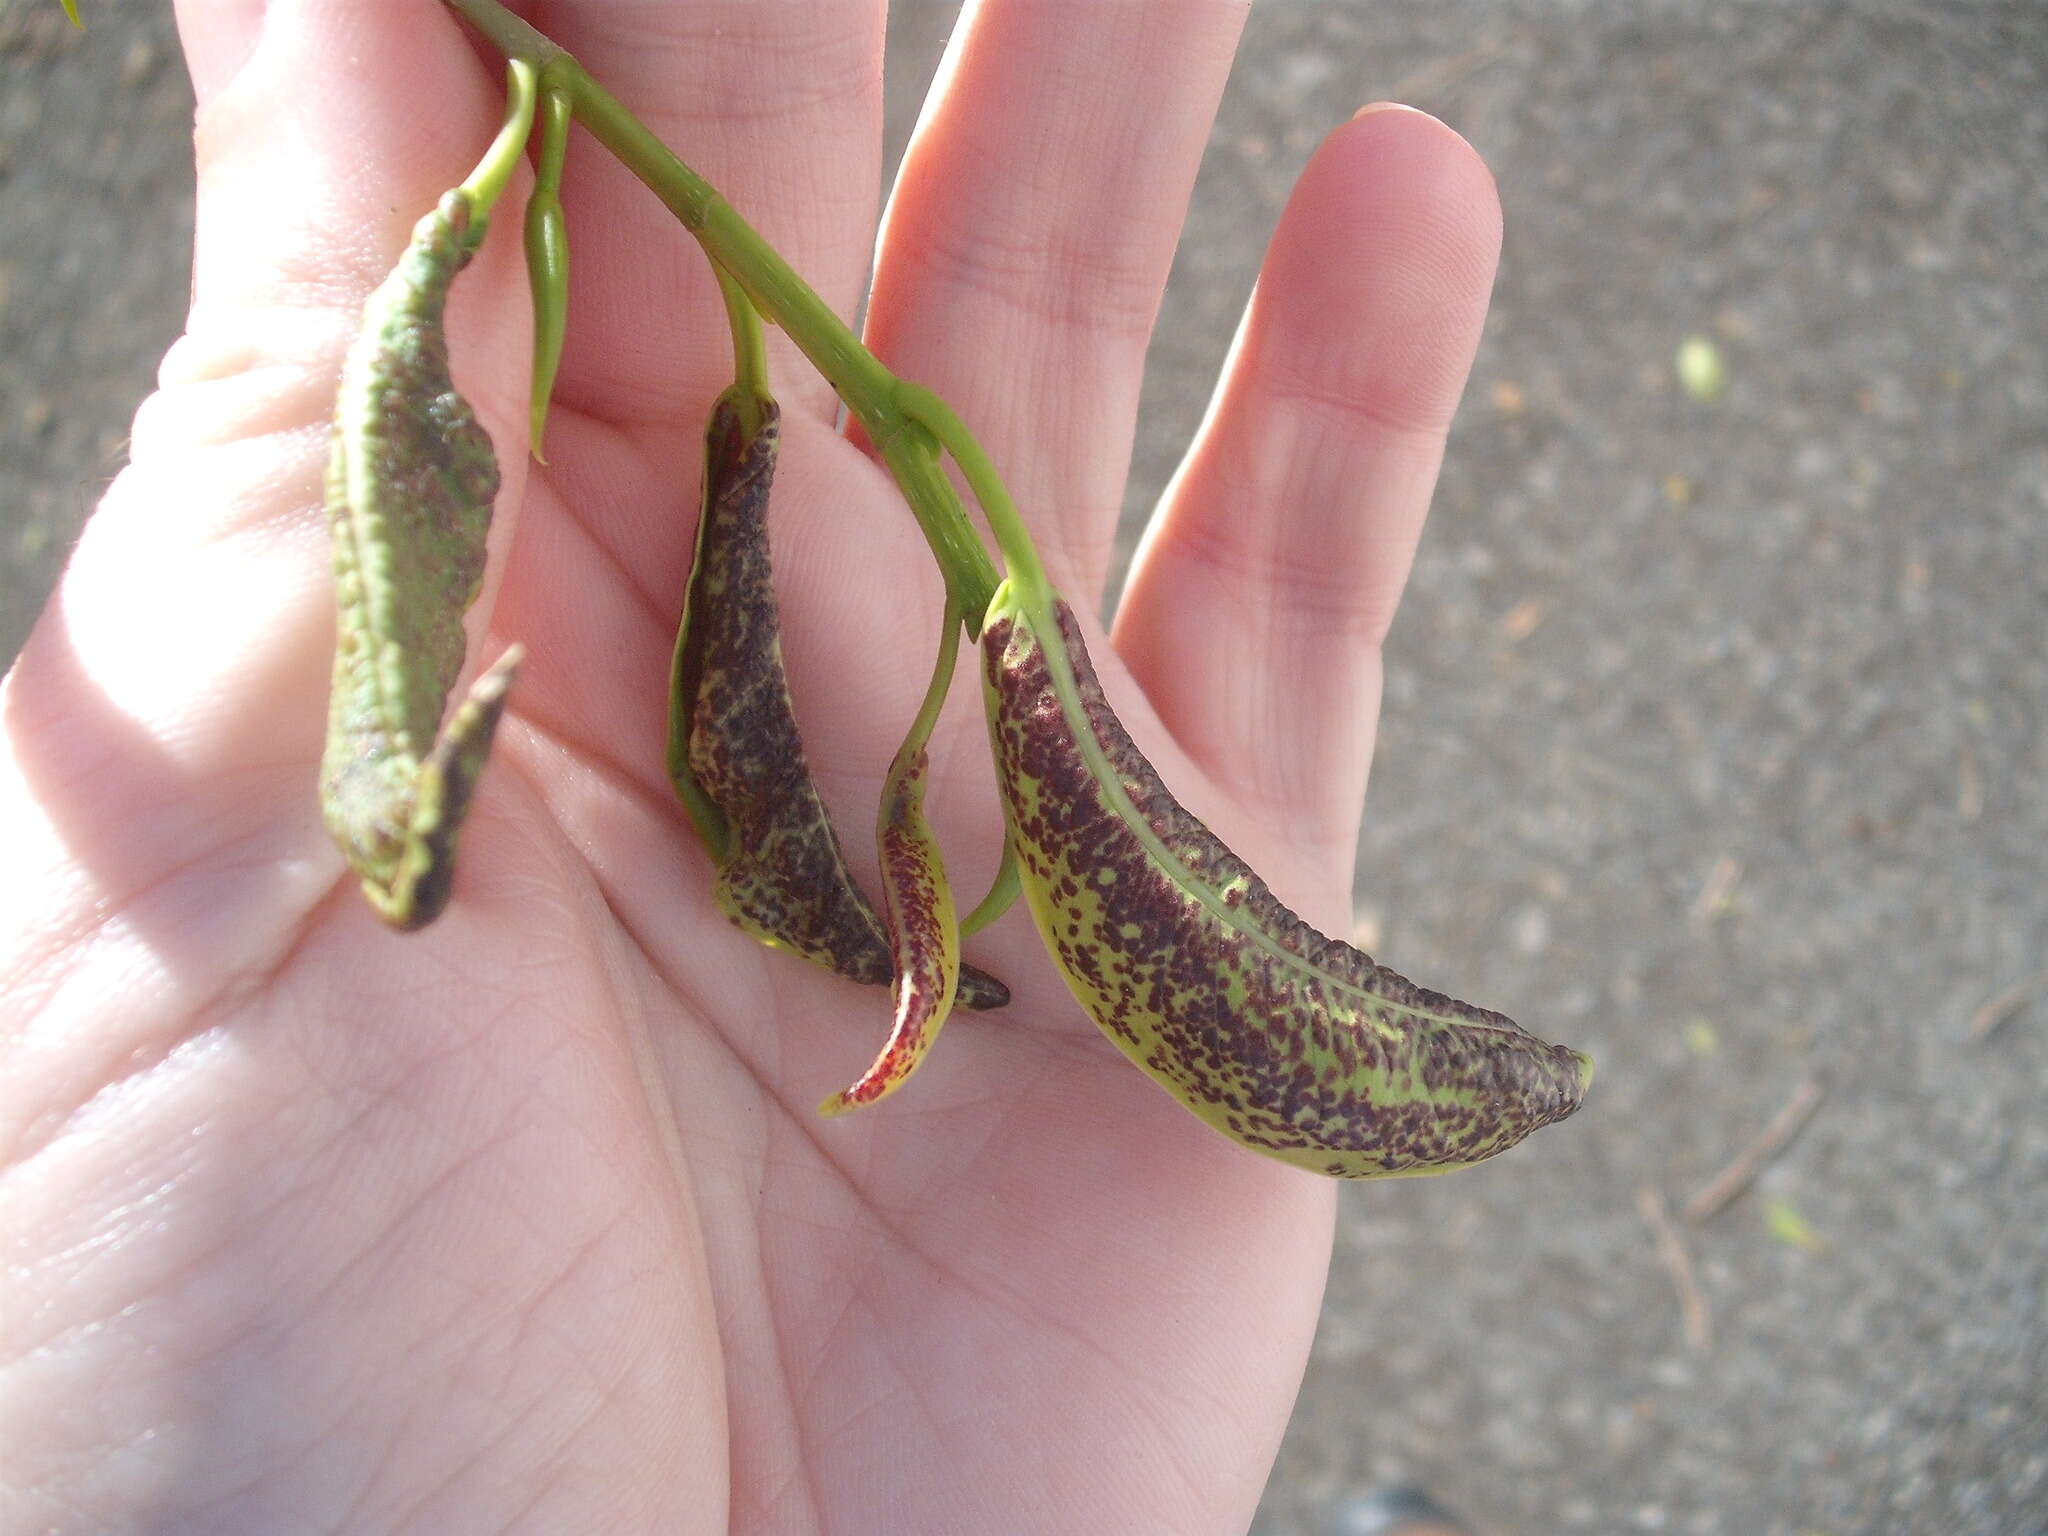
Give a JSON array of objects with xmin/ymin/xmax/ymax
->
[
  {"xmin": 821, "ymin": 741, "xmax": 962, "ymax": 1115},
  {"xmin": 523, "ymin": 85, "xmax": 572, "ymax": 460},
  {"xmin": 1764, "ymin": 1197, "xmax": 1823, "ymax": 1252}
]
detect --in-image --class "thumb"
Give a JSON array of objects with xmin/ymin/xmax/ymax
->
[
  {"xmin": 172, "ymin": 0, "xmax": 265, "ymax": 109},
  {"xmin": 131, "ymin": 0, "xmax": 534, "ymax": 561},
  {"xmin": 179, "ymin": 1, "xmax": 511, "ymax": 320},
  {"xmin": 1, "ymin": 3, "xmax": 529, "ymax": 986}
]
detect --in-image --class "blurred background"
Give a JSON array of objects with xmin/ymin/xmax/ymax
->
[{"xmin": 4, "ymin": 3, "xmax": 2043, "ymax": 1532}]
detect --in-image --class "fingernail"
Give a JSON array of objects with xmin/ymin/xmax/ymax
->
[
  {"xmin": 1351, "ymin": 101, "xmax": 1433, "ymax": 123},
  {"xmin": 178, "ymin": 0, "xmax": 268, "ymax": 107}
]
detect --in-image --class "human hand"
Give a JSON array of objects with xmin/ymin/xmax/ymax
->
[{"xmin": 0, "ymin": 3, "xmax": 1500, "ymax": 1531}]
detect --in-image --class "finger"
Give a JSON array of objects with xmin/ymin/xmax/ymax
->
[
  {"xmin": 175, "ymin": 1, "xmax": 512, "ymax": 340},
  {"xmin": 117, "ymin": 0, "xmax": 531, "ymax": 689},
  {"xmin": 1111, "ymin": 106, "xmax": 1502, "ymax": 864},
  {"xmin": 137, "ymin": 0, "xmax": 534, "ymax": 655},
  {"xmin": 862, "ymin": 0, "xmax": 1248, "ymax": 604},
  {"xmin": 2, "ymin": 5, "xmax": 535, "ymax": 970},
  {"xmin": 173, "ymin": 0, "xmax": 264, "ymax": 106},
  {"xmin": 156, "ymin": 1, "xmax": 533, "ymax": 533},
  {"xmin": 527, "ymin": 0, "xmax": 887, "ymax": 430}
]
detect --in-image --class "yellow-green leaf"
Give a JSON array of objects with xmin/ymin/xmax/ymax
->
[
  {"xmin": 320, "ymin": 191, "xmax": 517, "ymax": 930},
  {"xmin": 982, "ymin": 583, "xmax": 1590, "ymax": 1179},
  {"xmin": 1764, "ymin": 1197, "xmax": 1823, "ymax": 1252},
  {"xmin": 1677, "ymin": 333, "xmax": 1727, "ymax": 402}
]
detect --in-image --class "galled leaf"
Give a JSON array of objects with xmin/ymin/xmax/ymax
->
[
  {"xmin": 320, "ymin": 190, "xmax": 517, "ymax": 930},
  {"xmin": 669, "ymin": 396, "xmax": 1008, "ymax": 1010},
  {"xmin": 820, "ymin": 738, "xmax": 963, "ymax": 1114},
  {"xmin": 982, "ymin": 583, "xmax": 1590, "ymax": 1179}
]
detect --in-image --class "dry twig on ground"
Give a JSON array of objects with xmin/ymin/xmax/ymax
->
[
  {"xmin": 1639, "ymin": 1185, "xmax": 1712, "ymax": 1356},
  {"xmin": 1685, "ymin": 1077, "xmax": 1826, "ymax": 1225},
  {"xmin": 1966, "ymin": 969, "xmax": 2048, "ymax": 1043}
]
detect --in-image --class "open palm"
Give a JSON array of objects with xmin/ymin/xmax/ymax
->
[{"xmin": 0, "ymin": 3, "xmax": 1501, "ymax": 1531}]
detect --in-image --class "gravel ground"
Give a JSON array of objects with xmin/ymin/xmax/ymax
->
[{"xmin": 5, "ymin": 4, "xmax": 2045, "ymax": 1534}]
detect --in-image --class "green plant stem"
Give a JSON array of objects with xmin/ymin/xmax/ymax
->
[
  {"xmin": 904, "ymin": 596, "xmax": 963, "ymax": 766},
  {"xmin": 440, "ymin": 0, "xmax": 562, "ymax": 67},
  {"xmin": 892, "ymin": 382, "xmax": 1050, "ymax": 610},
  {"xmin": 875, "ymin": 430, "xmax": 1007, "ymax": 633},
  {"xmin": 439, "ymin": 0, "xmax": 1014, "ymax": 626},
  {"xmin": 562, "ymin": 66, "xmax": 1002, "ymax": 625}
]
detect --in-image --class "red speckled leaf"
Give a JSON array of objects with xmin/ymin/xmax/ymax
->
[{"xmin": 820, "ymin": 742, "xmax": 961, "ymax": 1115}]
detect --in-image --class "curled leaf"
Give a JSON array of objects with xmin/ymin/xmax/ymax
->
[
  {"xmin": 820, "ymin": 738, "xmax": 962, "ymax": 1115},
  {"xmin": 668, "ymin": 396, "xmax": 1008, "ymax": 1010},
  {"xmin": 981, "ymin": 584, "xmax": 1590, "ymax": 1178},
  {"xmin": 320, "ymin": 190, "xmax": 516, "ymax": 930},
  {"xmin": 822, "ymin": 596, "xmax": 975, "ymax": 1114}
]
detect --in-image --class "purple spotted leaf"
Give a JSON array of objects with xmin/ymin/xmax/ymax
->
[
  {"xmin": 981, "ymin": 582, "xmax": 1590, "ymax": 1179},
  {"xmin": 667, "ymin": 395, "xmax": 1008, "ymax": 1009}
]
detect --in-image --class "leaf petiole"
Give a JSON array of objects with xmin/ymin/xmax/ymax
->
[
  {"xmin": 715, "ymin": 267, "xmax": 771, "ymax": 440},
  {"xmin": 960, "ymin": 842, "xmax": 1022, "ymax": 937},
  {"xmin": 457, "ymin": 58, "xmax": 539, "ymax": 232}
]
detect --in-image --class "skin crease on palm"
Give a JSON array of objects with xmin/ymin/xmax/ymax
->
[{"xmin": 0, "ymin": 1, "xmax": 1502, "ymax": 1532}]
